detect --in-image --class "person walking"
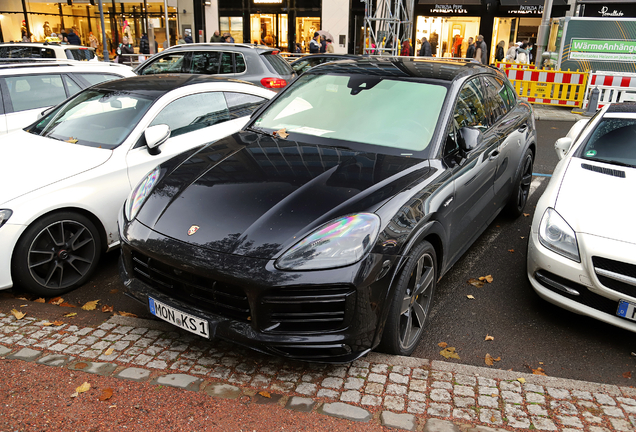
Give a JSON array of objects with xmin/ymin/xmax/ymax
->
[
  {"xmin": 495, "ymin": 40, "xmax": 505, "ymax": 62},
  {"xmin": 474, "ymin": 35, "xmax": 487, "ymax": 64},
  {"xmin": 309, "ymin": 32, "xmax": 320, "ymax": 53},
  {"xmin": 401, "ymin": 39, "xmax": 412, "ymax": 56},
  {"xmin": 320, "ymin": 36, "xmax": 327, "ymax": 53},
  {"xmin": 326, "ymin": 38, "xmax": 334, "ymax": 53},
  {"xmin": 89, "ymin": 32, "xmax": 98, "ymax": 49},
  {"xmin": 66, "ymin": 28, "xmax": 81, "ymax": 45},
  {"xmin": 506, "ymin": 41, "xmax": 520, "ymax": 61},
  {"xmin": 419, "ymin": 37, "xmax": 432, "ymax": 56},
  {"xmin": 209, "ymin": 31, "xmax": 224, "ymax": 42},
  {"xmin": 116, "ymin": 36, "xmax": 134, "ymax": 65},
  {"xmin": 139, "ymin": 34, "xmax": 150, "ymax": 55},
  {"xmin": 516, "ymin": 42, "xmax": 530, "ymax": 64},
  {"xmin": 465, "ymin": 37, "xmax": 475, "ymax": 60}
]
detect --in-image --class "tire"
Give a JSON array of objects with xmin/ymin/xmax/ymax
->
[
  {"xmin": 505, "ymin": 148, "xmax": 534, "ymax": 218},
  {"xmin": 378, "ymin": 241, "xmax": 437, "ymax": 356},
  {"xmin": 12, "ymin": 212, "xmax": 102, "ymax": 296}
]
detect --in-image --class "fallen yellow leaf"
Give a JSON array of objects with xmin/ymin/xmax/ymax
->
[
  {"xmin": 49, "ymin": 297, "xmax": 64, "ymax": 305},
  {"xmin": 101, "ymin": 305, "xmax": 114, "ymax": 313},
  {"xmin": 478, "ymin": 275, "xmax": 494, "ymax": 283},
  {"xmin": 467, "ymin": 295, "xmax": 475, "ymax": 299},
  {"xmin": 76, "ymin": 382, "xmax": 91, "ymax": 394},
  {"xmin": 81, "ymin": 300, "xmax": 100, "ymax": 311},
  {"xmin": 532, "ymin": 367, "xmax": 547, "ymax": 376},
  {"xmin": 60, "ymin": 302, "xmax": 77, "ymax": 308},
  {"xmin": 485, "ymin": 353, "xmax": 494, "ymax": 366},
  {"xmin": 523, "ymin": 213, "xmax": 530, "ymax": 217},
  {"xmin": 468, "ymin": 278, "xmax": 485, "ymax": 288},
  {"xmin": 258, "ymin": 391, "xmax": 271, "ymax": 398},
  {"xmin": 42, "ymin": 322, "xmax": 54, "ymax": 326},
  {"xmin": 117, "ymin": 311, "xmax": 137, "ymax": 318},
  {"xmin": 485, "ymin": 335, "xmax": 494, "ymax": 341},
  {"xmin": 438, "ymin": 341, "xmax": 448, "ymax": 348},
  {"xmin": 517, "ymin": 377, "xmax": 526, "ymax": 384},
  {"xmin": 104, "ymin": 348, "xmax": 114, "ymax": 356},
  {"xmin": 440, "ymin": 347, "xmax": 460, "ymax": 360},
  {"xmin": 53, "ymin": 321, "xmax": 64, "ymax": 326},
  {"xmin": 273, "ymin": 128, "xmax": 289, "ymax": 139},
  {"xmin": 508, "ymin": 249, "xmax": 515, "ymax": 253},
  {"xmin": 11, "ymin": 309, "xmax": 25, "ymax": 320},
  {"xmin": 34, "ymin": 298, "xmax": 45, "ymax": 303},
  {"xmin": 63, "ymin": 312, "xmax": 77, "ymax": 318}
]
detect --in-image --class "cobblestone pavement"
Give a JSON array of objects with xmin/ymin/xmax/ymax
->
[{"xmin": 2, "ymin": 313, "xmax": 635, "ymax": 431}]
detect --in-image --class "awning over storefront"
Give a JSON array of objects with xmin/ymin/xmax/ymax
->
[
  {"xmin": 417, "ymin": 0, "xmax": 481, "ymax": 4},
  {"xmin": 499, "ymin": 0, "xmax": 567, "ymax": 5}
]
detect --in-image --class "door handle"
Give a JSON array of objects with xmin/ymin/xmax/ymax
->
[
  {"xmin": 489, "ymin": 150, "xmax": 500, "ymax": 161},
  {"xmin": 517, "ymin": 124, "xmax": 528, "ymax": 133}
]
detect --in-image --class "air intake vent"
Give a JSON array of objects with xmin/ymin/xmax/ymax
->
[{"xmin": 581, "ymin": 163, "xmax": 625, "ymax": 178}]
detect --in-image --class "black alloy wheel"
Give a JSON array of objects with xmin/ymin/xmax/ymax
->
[
  {"xmin": 379, "ymin": 241, "xmax": 437, "ymax": 356},
  {"xmin": 505, "ymin": 148, "xmax": 534, "ymax": 218},
  {"xmin": 12, "ymin": 212, "xmax": 102, "ymax": 296}
]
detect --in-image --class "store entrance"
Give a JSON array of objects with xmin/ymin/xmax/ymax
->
[
  {"xmin": 415, "ymin": 16, "xmax": 481, "ymax": 58},
  {"xmin": 295, "ymin": 16, "xmax": 320, "ymax": 53},
  {"xmin": 250, "ymin": 13, "xmax": 288, "ymax": 50}
]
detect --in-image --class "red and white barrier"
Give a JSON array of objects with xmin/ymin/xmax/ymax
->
[
  {"xmin": 503, "ymin": 69, "xmax": 585, "ymax": 85},
  {"xmin": 584, "ymin": 71, "xmax": 636, "ymax": 109}
]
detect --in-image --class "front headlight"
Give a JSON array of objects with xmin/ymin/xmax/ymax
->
[
  {"xmin": 124, "ymin": 166, "xmax": 161, "ymax": 221},
  {"xmin": 0, "ymin": 209, "xmax": 12, "ymax": 229},
  {"xmin": 275, "ymin": 213, "xmax": 381, "ymax": 271},
  {"xmin": 538, "ymin": 207, "xmax": 580, "ymax": 262}
]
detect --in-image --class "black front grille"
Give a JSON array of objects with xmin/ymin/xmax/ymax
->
[
  {"xmin": 261, "ymin": 286, "xmax": 355, "ymax": 333},
  {"xmin": 131, "ymin": 252, "xmax": 250, "ymax": 322},
  {"xmin": 592, "ymin": 256, "xmax": 636, "ymax": 298}
]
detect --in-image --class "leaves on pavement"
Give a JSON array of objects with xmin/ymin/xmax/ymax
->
[
  {"xmin": 63, "ymin": 312, "xmax": 77, "ymax": 318},
  {"xmin": 11, "ymin": 309, "xmax": 25, "ymax": 320},
  {"xmin": 258, "ymin": 391, "xmax": 271, "ymax": 398},
  {"xmin": 532, "ymin": 367, "xmax": 547, "ymax": 376},
  {"xmin": 102, "ymin": 305, "xmax": 114, "ymax": 313},
  {"xmin": 99, "ymin": 388, "xmax": 114, "ymax": 401},
  {"xmin": 104, "ymin": 348, "xmax": 114, "ymax": 356},
  {"xmin": 517, "ymin": 377, "xmax": 526, "ymax": 384},
  {"xmin": 81, "ymin": 300, "xmax": 100, "ymax": 311},
  {"xmin": 440, "ymin": 346, "xmax": 460, "ymax": 360},
  {"xmin": 485, "ymin": 335, "xmax": 494, "ymax": 341},
  {"xmin": 467, "ymin": 295, "xmax": 475, "ymax": 299},
  {"xmin": 116, "ymin": 311, "xmax": 137, "ymax": 317},
  {"xmin": 60, "ymin": 302, "xmax": 77, "ymax": 308},
  {"xmin": 523, "ymin": 213, "xmax": 530, "ymax": 217},
  {"xmin": 53, "ymin": 321, "xmax": 64, "ymax": 326},
  {"xmin": 71, "ymin": 382, "xmax": 91, "ymax": 398},
  {"xmin": 623, "ymin": 371, "xmax": 632, "ymax": 379},
  {"xmin": 485, "ymin": 353, "xmax": 501, "ymax": 366},
  {"xmin": 508, "ymin": 249, "xmax": 514, "ymax": 253},
  {"xmin": 438, "ymin": 342, "xmax": 448, "ymax": 348},
  {"xmin": 34, "ymin": 298, "xmax": 45, "ymax": 303},
  {"xmin": 479, "ymin": 275, "xmax": 494, "ymax": 283},
  {"xmin": 468, "ymin": 278, "xmax": 485, "ymax": 288},
  {"xmin": 49, "ymin": 297, "xmax": 64, "ymax": 305}
]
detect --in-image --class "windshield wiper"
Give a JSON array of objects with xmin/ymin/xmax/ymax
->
[{"xmin": 590, "ymin": 158, "xmax": 636, "ymax": 168}]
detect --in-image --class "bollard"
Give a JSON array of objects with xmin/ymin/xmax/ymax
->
[{"xmin": 585, "ymin": 86, "xmax": 600, "ymax": 116}]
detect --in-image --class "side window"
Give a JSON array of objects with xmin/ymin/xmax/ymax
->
[
  {"xmin": 75, "ymin": 73, "xmax": 122, "ymax": 86},
  {"xmin": 235, "ymin": 53, "xmax": 246, "ymax": 73},
  {"xmin": 483, "ymin": 76, "xmax": 507, "ymax": 122},
  {"xmin": 150, "ymin": 92, "xmax": 229, "ymax": 137},
  {"xmin": 225, "ymin": 92, "xmax": 267, "ymax": 118},
  {"xmin": 140, "ymin": 53, "xmax": 186, "ymax": 75},
  {"xmin": 3, "ymin": 74, "xmax": 67, "ymax": 112},
  {"xmin": 63, "ymin": 75, "xmax": 82, "ymax": 96},
  {"xmin": 191, "ymin": 51, "xmax": 221, "ymax": 74},
  {"xmin": 65, "ymin": 48, "xmax": 95, "ymax": 61},
  {"xmin": 454, "ymin": 78, "xmax": 489, "ymax": 131},
  {"xmin": 220, "ymin": 52, "xmax": 234, "ymax": 74}
]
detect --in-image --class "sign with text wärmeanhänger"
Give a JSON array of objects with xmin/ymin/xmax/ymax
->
[{"xmin": 570, "ymin": 39, "xmax": 636, "ymax": 62}]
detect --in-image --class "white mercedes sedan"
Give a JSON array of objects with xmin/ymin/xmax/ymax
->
[
  {"xmin": 527, "ymin": 102, "xmax": 636, "ymax": 333},
  {"xmin": 0, "ymin": 75, "xmax": 274, "ymax": 296}
]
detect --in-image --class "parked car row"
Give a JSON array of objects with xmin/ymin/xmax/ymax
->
[{"xmin": 1, "ymin": 50, "xmax": 634, "ymax": 363}]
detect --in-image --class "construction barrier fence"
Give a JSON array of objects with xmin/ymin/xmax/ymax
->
[
  {"xmin": 497, "ymin": 62, "xmax": 588, "ymax": 108},
  {"xmin": 583, "ymin": 71, "xmax": 636, "ymax": 109}
]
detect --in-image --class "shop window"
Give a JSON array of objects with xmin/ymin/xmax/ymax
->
[
  {"xmin": 220, "ymin": 17, "xmax": 243, "ymax": 44},
  {"xmin": 250, "ymin": 14, "xmax": 287, "ymax": 49},
  {"xmin": 415, "ymin": 16, "xmax": 480, "ymax": 58},
  {"xmin": 296, "ymin": 17, "xmax": 321, "ymax": 53}
]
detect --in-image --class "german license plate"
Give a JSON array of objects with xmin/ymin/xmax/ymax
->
[
  {"xmin": 617, "ymin": 299, "xmax": 636, "ymax": 321},
  {"xmin": 149, "ymin": 297, "xmax": 210, "ymax": 338}
]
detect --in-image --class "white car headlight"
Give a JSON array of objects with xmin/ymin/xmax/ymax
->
[
  {"xmin": 0, "ymin": 209, "xmax": 12, "ymax": 229},
  {"xmin": 538, "ymin": 207, "xmax": 580, "ymax": 262},
  {"xmin": 275, "ymin": 213, "xmax": 381, "ymax": 271},
  {"xmin": 125, "ymin": 166, "xmax": 161, "ymax": 221}
]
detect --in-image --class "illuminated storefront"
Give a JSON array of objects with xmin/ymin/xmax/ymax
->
[
  {"xmin": 1, "ymin": 0, "xmax": 179, "ymax": 56},
  {"xmin": 218, "ymin": 0, "xmax": 321, "ymax": 52}
]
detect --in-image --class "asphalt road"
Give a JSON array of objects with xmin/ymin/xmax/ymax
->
[{"xmin": 4, "ymin": 120, "xmax": 634, "ymax": 387}]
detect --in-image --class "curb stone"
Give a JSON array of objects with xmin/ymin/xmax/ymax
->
[{"xmin": 0, "ymin": 312, "xmax": 634, "ymax": 431}]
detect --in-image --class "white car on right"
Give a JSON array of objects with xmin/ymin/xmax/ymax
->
[{"xmin": 527, "ymin": 102, "xmax": 636, "ymax": 333}]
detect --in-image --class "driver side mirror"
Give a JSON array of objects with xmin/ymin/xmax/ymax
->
[
  {"xmin": 458, "ymin": 127, "xmax": 482, "ymax": 154},
  {"xmin": 554, "ymin": 137, "xmax": 572, "ymax": 161},
  {"xmin": 145, "ymin": 124, "xmax": 171, "ymax": 156}
]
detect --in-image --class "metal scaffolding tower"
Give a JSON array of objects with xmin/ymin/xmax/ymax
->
[{"xmin": 362, "ymin": 0, "xmax": 415, "ymax": 56}]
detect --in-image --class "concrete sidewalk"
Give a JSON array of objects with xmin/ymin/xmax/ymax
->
[
  {"xmin": 1, "ymin": 312, "xmax": 635, "ymax": 431},
  {"xmin": 529, "ymin": 103, "xmax": 590, "ymax": 122}
]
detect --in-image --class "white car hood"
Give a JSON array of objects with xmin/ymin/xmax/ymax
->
[
  {"xmin": 0, "ymin": 131, "xmax": 112, "ymax": 205},
  {"xmin": 556, "ymin": 159, "xmax": 636, "ymax": 244}
]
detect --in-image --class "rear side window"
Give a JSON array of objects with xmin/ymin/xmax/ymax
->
[
  {"xmin": 150, "ymin": 92, "xmax": 230, "ymax": 137},
  {"xmin": 0, "ymin": 46, "xmax": 55, "ymax": 59},
  {"xmin": 65, "ymin": 48, "xmax": 95, "ymax": 61},
  {"xmin": 235, "ymin": 53, "xmax": 246, "ymax": 73},
  {"xmin": 3, "ymin": 74, "xmax": 67, "ymax": 112},
  {"xmin": 261, "ymin": 52, "xmax": 293, "ymax": 76},
  {"xmin": 225, "ymin": 92, "xmax": 267, "ymax": 118},
  {"xmin": 140, "ymin": 53, "xmax": 186, "ymax": 75},
  {"xmin": 455, "ymin": 78, "xmax": 489, "ymax": 131},
  {"xmin": 483, "ymin": 76, "xmax": 507, "ymax": 122},
  {"xmin": 220, "ymin": 52, "xmax": 233, "ymax": 74},
  {"xmin": 191, "ymin": 52, "xmax": 221, "ymax": 74}
]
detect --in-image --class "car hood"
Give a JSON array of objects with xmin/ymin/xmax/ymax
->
[
  {"xmin": 136, "ymin": 132, "xmax": 429, "ymax": 259},
  {"xmin": 0, "ymin": 131, "xmax": 112, "ymax": 205},
  {"xmin": 555, "ymin": 159, "xmax": 636, "ymax": 244}
]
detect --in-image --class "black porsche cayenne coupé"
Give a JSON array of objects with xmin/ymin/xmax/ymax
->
[{"xmin": 118, "ymin": 57, "xmax": 536, "ymax": 362}]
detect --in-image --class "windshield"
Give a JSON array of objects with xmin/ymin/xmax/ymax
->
[
  {"xmin": 253, "ymin": 73, "xmax": 447, "ymax": 153},
  {"xmin": 28, "ymin": 89, "xmax": 154, "ymax": 149},
  {"xmin": 579, "ymin": 117, "xmax": 636, "ymax": 168}
]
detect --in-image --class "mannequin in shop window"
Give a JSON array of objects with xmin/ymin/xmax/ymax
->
[{"xmin": 453, "ymin": 35, "xmax": 463, "ymax": 57}]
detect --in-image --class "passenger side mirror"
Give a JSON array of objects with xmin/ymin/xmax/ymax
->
[
  {"xmin": 457, "ymin": 127, "xmax": 482, "ymax": 154},
  {"xmin": 554, "ymin": 137, "xmax": 573, "ymax": 161},
  {"xmin": 145, "ymin": 124, "xmax": 171, "ymax": 155}
]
